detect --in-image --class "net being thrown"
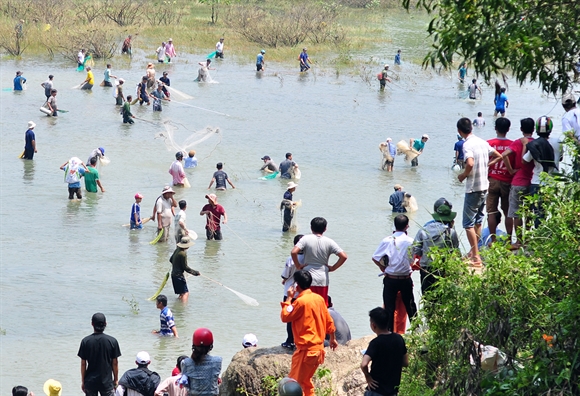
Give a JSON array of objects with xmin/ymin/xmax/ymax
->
[{"xmin": 155, "ymin": 121, "xmax": 221, "ymax": 155}]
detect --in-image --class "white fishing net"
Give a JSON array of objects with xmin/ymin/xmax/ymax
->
[{"xmin": 154, "ymin": 121, "xmax": 221, "ymax": 154}]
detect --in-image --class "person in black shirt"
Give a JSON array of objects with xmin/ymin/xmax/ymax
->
[
  {"xmin": 78, "ymin": 313, "xmax": 122, "ymax": 396},
  {"xmin": 360, "ymin": 307, "xmax": 408, "ymax": 396}
]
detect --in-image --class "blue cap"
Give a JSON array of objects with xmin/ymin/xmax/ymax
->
[{"xmin": 99, "ymin": 147, "xmax": 105, "ymax": 155}]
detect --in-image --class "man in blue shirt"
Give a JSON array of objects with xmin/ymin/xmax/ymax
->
[
  {"xmin": 394, "ymin": 49, "xmax": 401, "ymax": 65},
  {"xmin": 389, "ymin": 184, "xmax": 409, "ymax": 213},
  {"xmin": 13, "ymin": 71, "xmax": 26, "ymax": 90},
  {"xmin": 256, "ymin": 50, "xmax": 265, "ymax": 71},
  {"xmin": 208, "ymin": 162, "xmax": 235, "ymax": 190},
  {"xmin": 454, "ymin": 135, "xmax": 465, "ymax": 169},
  {"xmin": 279, "ymin": 152, "xmax": 298, "ymax": 179},
  {"xmin": 494, "ymin": 87, "xmax": 509, "ymax": 117},
  {"xmin": 281, "ymin": 182, "xmax": 298, "ymax": 232},
  {"xmin": 409, "ymin": 134, "xmax": 429, "ymax": 167},
  {"xmin": 184, "ymin": 150, "xmax": 198, "ymax": 168},
  {"xmin": 299, "ymin": 48, "xmax": 311, "ymax": 72},
  {"xmin": 381, "ymin": 137, "xmax": 397, "ymax": 172},
  {"xmin": 23, "ymin": 121, "xmax": 37, "ymax": 160}
]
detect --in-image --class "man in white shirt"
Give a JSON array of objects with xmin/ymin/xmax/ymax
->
[
  {"xmin": 456, "ymin": 117, "xmax": 502, "ymax": 266},
  {"xmin": 215, "ymin": 38, "xmax": 224, "ymax": 58},
  {"xmin": 152, "ymin": 186, "xmax": 177, "ymax": 243},
  {"xmin": 371, "ymin": 214, "xmax": 416, "ymax": 331},
  {"xmin": 561, "ymin": 93, "xmax": 580, "ymax": 177}
]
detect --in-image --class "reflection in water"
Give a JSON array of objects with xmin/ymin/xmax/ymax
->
[
  {"xmin": 202, "ymin": 239, "xmax": 222, "ymax": 262},
  {"xmin": 22, "ymin": 159, "xmax": 35, "ymax": 183},
  {"xmin": 255, "ymin": 71, "xmax": 263, "ymax": 80}
]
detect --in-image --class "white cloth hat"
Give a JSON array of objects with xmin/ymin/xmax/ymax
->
[
  {"xmin": 161, "ymin": 186, "xmax": 175, "ymax": 194},
  {"xmin": 287, "ymin": 182, "xmax": 298, "ymax": 189},
  {"xmin": 242, "ymin": 333, "xmax": 258, "ymax": 347},
  {"xmin": 28, "ymin": 121, "xmax": 36, "ymax": 129},
  {"xmin": 135, "ymin": 351, "xmax": 150, "ymax": 364},
  {"xmin": 562, "ymin": 93, "xmax": 576, "ymax": 105},
  {"xmin": 422, "ymin": 134, "xmax": 429, "ymax": 139}
]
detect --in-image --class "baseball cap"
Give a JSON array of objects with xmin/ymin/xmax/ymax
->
[
  {"xmin": 99, "ymin": 147, "xmax": 105, "ymax": 155},
  {"xmin": 261, "ymin": 155, "xmax": 270, "ymax": 160},
  {"xmin": 135, "ymin": 351, "xmax": 151, "ymax": 364},
  {"xmin": 242, "ymin": 333, "xmax": 258, "ymax": 347},
  {"xmin": 562, "ymin": 93, "xmax": 576, "ymax": 105},
  {"xmin": 135, "ymin": 193, "xmax": 143, "ymax": 199},
  {"xmin": 91, "ymin": 313, "xmax": 106, "ymax": 330},
  {"xmin": 422, "ymin": 134, "xmax": 429, "ymax": 139},
  {"xmin": 433, "ymin": 197, "xmax": 452, "ymax": 211}
]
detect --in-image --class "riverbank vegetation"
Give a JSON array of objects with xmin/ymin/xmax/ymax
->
[
  {"xmin": 0, "ymin": 0, "xmax": 407, "ymax": 66},
  {"xmin": 400, "ymin": 138, "xmax": 580, "ymax": 395}
]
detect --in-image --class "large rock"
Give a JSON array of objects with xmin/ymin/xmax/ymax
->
[{"xmin": 219, "ymin": 335, "xmax": 375, "ymax": 396}]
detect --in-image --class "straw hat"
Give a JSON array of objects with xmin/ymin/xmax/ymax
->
[
  {"xmin": 205, "ymin": 193, "xmax": 217, "ymax": 205},
  {"xmin": 43, "ymin": 379, "xmax": 62, "ymax": 396},
  {"xmin": 177, "ymin": 235, "xmax": 195, "ymax": 249}
]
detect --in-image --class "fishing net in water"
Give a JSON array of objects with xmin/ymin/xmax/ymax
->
[
  {"xmin": 403, "ymin": 195, "xmax": 418, "ymax": 212},
  {"xmin": 166, "ymin": 86, "xmax": 193, "ymax": 101},
  {"xmin": 155, "ymin": 121, "xmax": 220, "ymax": 155},
  {"xmin": 290, "ymin": 200, "xmax": 302, "ymax": 231},
  {"xmin": 396, "ymin": 140, "xmax": 420, "ymax": 162},
  {"xmin": 195, "ymin": 67, "xmax": 217, "ymax": 83},
  {"xmin": 379, "ymin": 142, "xmax": 394, "ymax": 168}
]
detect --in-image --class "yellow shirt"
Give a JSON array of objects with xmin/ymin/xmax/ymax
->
[
  {"xmin": 86, "ymin": 70, "xmax": 94, "ymax": 85},
  {"xmin": 280, "ymin": 289, "xmax": 335, "ymax": 350}
]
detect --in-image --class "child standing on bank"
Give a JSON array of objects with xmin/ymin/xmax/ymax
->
[
  {"xmin": 131, "ymin": 193, "xmax": 143, "ymax": 229},
  {"xmin": 152, "ymin": 294, "xmax": 178, "ymax": 337},
  {"xmin": 361, "ymin": 307, "xmax": 408, "ymax": 396},
  {"xmin": 280, "ymin": 234, "xmax": 304, "ymax": 349}
]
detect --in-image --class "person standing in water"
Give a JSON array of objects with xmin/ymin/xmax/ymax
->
[
  {"xmin": 23, "ymin": 121, "xmax": 37, "ymax": 160},
  {"xmin": 468, "ymin": 78, "xmax": 482, "ymax": 99},
  {"xmin": 13, "ymin": 71, "xmax": 26, "ymax": 91},
  {"xmin": 122, "ymin": 95, "xmax": 135, "ymax": 124},
  {"xmin": 170, "ymin": 236, "xmax": 200, "ymax": 302},
  {"xmin": 409, "ymin": 134, "xmax": 429, "ymax": 167},
  {"xmin": 46, "ymin": 89, "xmax": 58, "ymax": 117},
  {"xmin": 121, "ymin": 35, "xmax": 132, "ymax": 55},
  {"xmin": 41, "ymin": 74, "xmax": 54, "ymax": 100},
  {"xmin": 200, "ymin": 194, "xmax": 227, "ymax": 240},
  {"xmin": 394, "ymin": 49, "xmax": 402, "ymax": 65},
  {"xmin": 156, "ymin": 42, "xmax": 166, "ymax": 63},
  {"xmin": 215, "ymin": 38, "xmax": 225, "ymax": 58},
  {"xmin": 298, "ymin": 48, "xmax": 312, "ymax": 72},
  {"xmin": 279, "ymin": 153, "xmax": 298, "ymax": 179},
  {"xmin": 169, "ymin": 152, "xmax": 186, "ymax": 187},
  {"xmin": 102, "ymin": 64, "xmax": 116, "ymax": 87},
  {"xmin": 379, "ymin": 64, "xmax": 392, "ymax": 91},
  {"xmin": 473, "ymin": 112, "xmax": 486, "ymax": 127},
  {"xmin": 207, "ymin": 162, "xmax": 235, "ymax": 190},
  {"xmin": 80, "ymin": 66, "xmax": 94, "ymax": 90},
  {"xmin": 256, "ymin": 50, "xmax": 266, "ymax": 71},
  {"xmin": 458, "ymin": 62, "xmax": 467, "ymax": 83},
  {"xmin": 381, "ymin": 137, "xmax": 396, "ymax": 171},
  {"xmin": 494, "ymin": 81, "xmax": 509, "ymax": 117},
  {"xmin": 115, "ymin": 79, "xmax": 125, "ymax": 105},
  {"xmin": 196, "ymin": 59, "xmax": 214, "ymax": 82},
  {"xmin": 165, "ymin": 39, "xmax": 177, "ymax": 62},
  {"xmin": 281, "ymin": 182, "xmax": 298, "ymax": 232}
]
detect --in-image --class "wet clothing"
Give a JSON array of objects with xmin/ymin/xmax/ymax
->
[
  {"xmin": 261, "ymin": 159, "xmax": 278, "ymax": 172},
  {"xmin": 84, "ymin": 165, "xmax": 100, "ymax": 193},
  {"xmin": 279, "ymin": 159, "xmax": 296, "ymax": 178},
  {"xmin": 169, "ymin": 160, "xmax": 185, "ymax": 185},
  {"xmin": 281, "ymin": 190, "xmax": 294, "ymax": 232},
  {"xmin": 130, "ymin": 203, "xmax": 142, "ymax": 229},
  {"xmin": 13, "ymin": 75, "xmax": 26, "ymax": 90},
  {"xmin": 495, "ymin": 93, "xmax": 508, "ymax": 112},
  {"xmin": 78, "ymin": 332, "xmax": 122, "ymax": 394},
  {"xmin": 117, "ymin": 367, "xmax": 160, "ymax": 396},
  {"xmin": 256, "ymin": 53, "xmax": 264, "ymax": 68},
  {"xmin": 468, "ymin": 83, "xmax": 479, "ymax": 99},
  {"xmin": 43, "ymin": 79, "xmax": 53, "ymax": 98},
  {"xmin": 159, "ymin": 306, "xmax": 176, "ymax": 336},
  {"xmin": 394, "ymin": 53, "xmax": 401, "ymax": 65},
  {"xmin": 122, "ymin": 102, "xmax": 134, "ymax": 124},
  {"xmin": 454, "ymin": 139, "xmax": 465, "ymax": 161},
  {"xmin": 212, "ymin": 170, "xmax": 228, "ymax": 189},
  {"xmin": 389, "ymin": 191, "xmax": 406, "ymax": 213},
  {"xmin": 184, "ymin": 157, "xmax": 197, "ymax": 168},
  {"xmin": 364, "ymin": 333, "xmax": 407, "ymax": 396},
  {"xmin": 47, "ymin": 95, "xmax": 58, "ymax": 116},
  {"xmin": 23, "ymin": 128, "xmax": 35, "ymax": 159},
  {"xmin": 202, "ymin": 204, "xmax": 225, "ymax": 233},
  {"xmin": 87, "ymin": 148, "xmax": 104, "ymax": 166},
  {"xmin": 169, "ymin": 248, "xmax": 199, "ymax": 294},
  {"xmin": 299, "ymin": 51, "xmax": 310, "ymax": 72}
]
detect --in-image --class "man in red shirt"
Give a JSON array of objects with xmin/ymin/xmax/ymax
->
[
  {"xmin": 487, "ymin": 117, "xmax": 514, "ymax": 244},
  {"xmin": 501, "ymin": 118, "xmax": 535, "ymax": 247},
  {"xmin": 199, "ymin": 193, "xmax": 227, "ymax": 240},
  {"xmin": 281, "ymin": 270, "xmax": 337, "ymax": 396}
]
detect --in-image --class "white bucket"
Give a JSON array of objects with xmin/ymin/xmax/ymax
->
[{"xmin": 39, "ymin": 106, "xmax": 52, "ymax": 116}]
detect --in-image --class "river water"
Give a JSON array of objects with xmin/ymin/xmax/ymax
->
[{"xmin": 0, "ymin": 11, "xmax": 568, "ymax": 394}]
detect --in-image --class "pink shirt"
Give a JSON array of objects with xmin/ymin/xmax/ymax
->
[
  {"xmin": 169, "ymin": 160, "xmax": 185, "ymax": 185},
  {"xmin": 165, "ymin": 43, "xmax": 176, "ymax": 57},
  {"xmin": 508, "ymin": 137, "xmax": 534, "ymax": 187},
  {"xmin": 155, "ymin": 376, "xmax": 187, "ymax": 396}
]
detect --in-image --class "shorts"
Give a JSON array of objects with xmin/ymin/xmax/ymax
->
[
  {"xmin": 81, "ymin": 83, "xmax": 93, "ymax": 90},
  {"xmin": 463, "ymin": 190, "xmax": 487, "ymax": 228},
  {"xmin": 171, "ymin": 275, "xmax": 188, "ymax": 295},
  {"xmin": 508, "ymin": 185, "xmax": 529, "ymax": 218},
  {"xmin": 84, "ymin": 389, "xmax": 115, "ymax": 396},
  {"xmin": 158, "ymin": 60, "xmax": 164, "ymax": 63},
  {"xmin": 206, "ymin": 228, "xmax": 222, "ymax": 240},
  {"xmin": 116, "ymin": 96, "xmax": 123, "ymax": 106},
  {"xmin": 486, "ymin": 178, "xmax": 511, "ymax": 215},
  {"xmin": 103, "ymin": 81, "xmax": 113, "ymax": 87},
  {"xmin": 495, "ymin": 107, "xmax": 505, "ymax": 114},
  {"xmin": 139, "ymin": 96, "xmax": 150, "ymax": 104},
  {"xmin": 68, "ymin": 186, "xmax": 82, "ymax": 199},
  {"xmin": 256, "ymin": 64, "xmax": 263, "ymax": 71},
  {"xmin": 130, "ymin": 221, "xmax": 142, "ymax": 230},
  {"xmin": 310, "ymin": 286, "xmax": 329, "ymax": 306},
  {"xmin": 215, "ymin": 52, "xmax": 224, "ymax": 59}
]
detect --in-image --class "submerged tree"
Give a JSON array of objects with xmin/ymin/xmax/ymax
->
[{"xmin": 402, "ymin": 0, "xmax": 580, "ymax": 94}]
